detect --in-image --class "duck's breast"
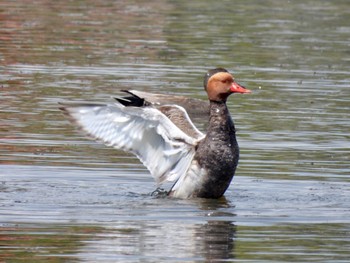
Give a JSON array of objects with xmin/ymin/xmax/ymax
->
[{"xmin": 168, "ymin": 159, "xmax": 208, "ymax": 199}]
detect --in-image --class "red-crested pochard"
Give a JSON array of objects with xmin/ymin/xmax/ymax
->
[{"xmin": 59, "ymin": 68, "xmax": 251, "ymax": 198}]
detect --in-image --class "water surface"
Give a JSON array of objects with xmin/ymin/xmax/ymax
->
[{"xmin": 1, "ymin": 0, "xmax": 350, "ymax": 262}]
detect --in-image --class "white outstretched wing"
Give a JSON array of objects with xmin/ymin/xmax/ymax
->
[{"xmin": 60, "ymin": 102, "xmax": 199, "ymax": 184}]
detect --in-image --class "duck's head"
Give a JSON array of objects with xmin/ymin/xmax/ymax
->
[{"xmin": 204, "ymin": 68, "xmax": 251, "ymax": 102}]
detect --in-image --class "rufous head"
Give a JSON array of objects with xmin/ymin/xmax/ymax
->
[{"xmin": 204, "ymin": 68, "xmax": 251, "ymax": 102}]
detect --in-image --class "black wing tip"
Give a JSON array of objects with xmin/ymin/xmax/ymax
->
[{"xmin": 114, "ymin": 90, "xmax": 146, "ymax": 107}]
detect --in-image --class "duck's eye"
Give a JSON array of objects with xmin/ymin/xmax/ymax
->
[{"xmin": 221, "ymin": 79, "xmax": 231, "ymax": 84}]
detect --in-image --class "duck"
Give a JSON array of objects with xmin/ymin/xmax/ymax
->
[{"xmin": 59, "ymin": 68, "xmax": 251, "ymax": 199}]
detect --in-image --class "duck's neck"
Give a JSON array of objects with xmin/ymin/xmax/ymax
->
[
  {"xmin": 209, "ymin": 100, "xmax": 228, "ymax": 116},
  {"xmin": 207, "ymin": 100, "xmax": 236, "ymax": 135}
]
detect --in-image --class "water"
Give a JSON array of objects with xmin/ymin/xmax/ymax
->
[{"xmin": 1, "ymin": 0, "xmax": 350, "ymax": 262}]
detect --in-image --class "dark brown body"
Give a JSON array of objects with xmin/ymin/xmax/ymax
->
[{"xmin": 194, "ymin": 101, "xmax": 239, "ymax": 198}]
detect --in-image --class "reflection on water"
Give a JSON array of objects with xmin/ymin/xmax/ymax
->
[
  {"xmin": 1, "ymin": 166, "xmax": 350, "ymax": 261},
  {"xmin": 77, "ymin": 203, "xmax": 236, "ymax": 261},
  {"xmin": 1, "ymin": 0, "xmax": 350, "ymax": 262}
]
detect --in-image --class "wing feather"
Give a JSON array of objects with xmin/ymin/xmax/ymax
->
[
  {"xmin": 157, "ymin": 105, "xmax": 204, "ymax": 139},
  {"xmin": 59, "ymin": 102, "xmax": 199, "ymax": 184}
]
